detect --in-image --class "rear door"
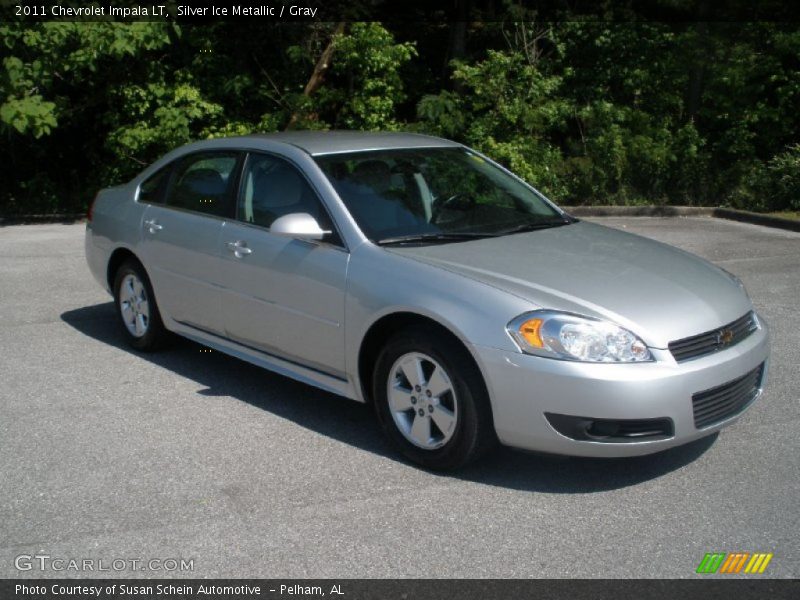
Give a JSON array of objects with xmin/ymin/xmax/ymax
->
[
  {"xmin": 139, "ymin": 151, "xmax": 243, "ymax": 335},
  {"xmin": 217, "ymin": 152, "xmax": 350, "ymax": 378}
]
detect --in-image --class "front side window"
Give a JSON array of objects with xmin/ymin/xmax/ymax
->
[
  {"xmin": 165, "ymin": 152, "xmax": 240, "ymax": 217},
  {"xmin": 315, "ymin": 147, "xmax": 570, "ymax": 244},
  {"xmin": 238, "ymin": 153, "xmax": 333, "ymax": 232}
]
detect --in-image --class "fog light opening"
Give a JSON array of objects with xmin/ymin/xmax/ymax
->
[
  {"xmin": 585, "ymin": 421, "xmax": 620, "ymax": 439},
  {"xmin": 545, "ymin": 413, "xmax": 675, "ymax": 443}
]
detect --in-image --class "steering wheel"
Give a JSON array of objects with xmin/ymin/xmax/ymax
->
[{"xmin": 430, "ymin": 193, "xmax": 476, "ymax": 224}]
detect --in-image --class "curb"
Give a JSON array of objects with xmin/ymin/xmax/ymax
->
[
  {"xmin": 563, "ymin": 205, "xmax": 800, "ymax": 233},
  {"xmin": 0, "ymin": 213, "xmax": 86, "ymax": 225},
  {"xmin": 712, "ymin": 208, "xmax": 800, "ymax": 233}
]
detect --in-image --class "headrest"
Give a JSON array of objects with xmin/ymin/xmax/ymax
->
[
  {"xmin": 180, "ymin": 168, "xmax": 226, "ymax": 197},
  {"xmin": 350, "ymin": 160, "xmax": 392, "ymax": 192},
  {"xmin": 252, "ymin": 164, "xmax": 304, "ymax": 208}
]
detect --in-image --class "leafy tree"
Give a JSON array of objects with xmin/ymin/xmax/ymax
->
[
  {"xmin": 0, "ymin": 18, "xmax": 798, "ymax": 215},
  {"xmin": 418, "ymin": 48, "xmax": 570, "ymax": 198},
  {"xmin": 300, "ymin": 23, "xmax": 417, "ymax": 130}
]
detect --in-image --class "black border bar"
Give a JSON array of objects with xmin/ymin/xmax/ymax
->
[
  {"xmin": 4, "ymin": 0, "xmax": 800, "ymax": 23},
  {"xmin": 2, "ymin": 579, "xmax": 800, "ymax": 600}
]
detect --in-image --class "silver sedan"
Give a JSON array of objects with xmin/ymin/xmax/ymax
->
[{"xmin": 85, "ymin": 132, "xmax": 770, "ymax": 469}]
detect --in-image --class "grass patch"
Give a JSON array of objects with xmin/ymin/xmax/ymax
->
[{"xmin": 766, "ymin": 211, "xmax": 800, "ymax": 221}]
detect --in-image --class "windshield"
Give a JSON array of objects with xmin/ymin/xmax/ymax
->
[{"xmin": 314, "ymin": 147, "xmax": 570, "ymax": 244}]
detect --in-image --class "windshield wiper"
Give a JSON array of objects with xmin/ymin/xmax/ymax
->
[
  {"xmin": 496, "ymin": 218, "xmax": 575, "ymax": 236},
  {"xmin": 376, "ymin": 232, "xmax": 498, "ymax": 246}
]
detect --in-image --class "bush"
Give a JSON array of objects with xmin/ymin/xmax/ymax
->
[
  {"xmin": 763, "ymin": 145, "xmax": 800, "ymax": 211},
  {"xmin": 418, "ymin": 50, "xmax": 571, "ymax": 200},
  {"xmin": 731, "ymin": 145, "xmax": 800, "ymax": 212}
]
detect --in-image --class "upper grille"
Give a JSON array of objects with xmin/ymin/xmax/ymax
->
[
  {"xmin": 669, "ymin": 312, "xmax": 758, "ymax": 363},
  {"xmin": 692, "ymin": 363, "xmax": 764, "ymax": 429}
]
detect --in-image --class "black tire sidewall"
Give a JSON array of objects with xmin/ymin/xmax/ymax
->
[
  {"xmin": 373, "ymin": 328, "xmax": 494, "ymax": 470},
  {"xmin": 113, "ymin": 260, "xmax": 166, "ymax": 351}
]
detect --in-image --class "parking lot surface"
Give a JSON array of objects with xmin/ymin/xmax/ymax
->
[{"xmin": 1, "ymin": 216, "xmax": 798, "ymax": 578}]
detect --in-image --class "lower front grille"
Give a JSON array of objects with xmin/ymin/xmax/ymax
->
[{"xmin": 692, "ymin": 363, "xmax": 764, "ymax": 429}]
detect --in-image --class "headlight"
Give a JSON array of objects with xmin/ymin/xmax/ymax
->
[{"xmin": 507, "ymin": 311, "xmax": 653, "ymax": 362}]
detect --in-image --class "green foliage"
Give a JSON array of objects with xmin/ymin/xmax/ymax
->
[
  {"xmin": 418, "ymin": 21, "xmax": 798, "ymax": 209},
  {"xmin": 419, "ymin": 50, "xmax": 570, "ymax": 198},
  {"xmin": 0, "ymin": 93, "xmax": 57, "ymax": 137},
  {"xmin": 317, "ymin": 23, "xmax": 417, "ymax": 130},
  {"xmin": 104, "ymin": 80, "xmax": 225, "ymax": 181},
  {"xmin": 766, "ymin": 145, "xmax": 800, "ymax": 211},
  {"xmin": 0, "ymin": 20, "xmax": 798, "ymax": 215},
  {"xmin": 0, "ymin": 22, "xmax": 177, "ymax": 212},
  {"xmin": 732, "ymin": 144, "xmax": 800, "ymax": 212}
]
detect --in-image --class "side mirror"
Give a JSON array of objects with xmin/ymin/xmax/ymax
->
[{"xmin": 270, "ymin": 212, "xmax": 331, "ymax": 241}]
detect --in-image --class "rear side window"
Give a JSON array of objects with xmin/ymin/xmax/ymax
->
[
  {"xmin": 165, "ymin": 152, "xmax": 240, "ymax": 217},
  {"xmin": 138, "ymin": 165, "xmax": 171, "ymax": 205}
]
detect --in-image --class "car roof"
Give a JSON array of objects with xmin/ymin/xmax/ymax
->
[{"xmin": 242, "ymin": 131, "xmax": 461, "ymax": 156}]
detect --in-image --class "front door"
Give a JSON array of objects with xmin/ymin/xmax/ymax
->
[{"xmin": 217, "ymin": 152, "xmax": 349, "ymax": 378}]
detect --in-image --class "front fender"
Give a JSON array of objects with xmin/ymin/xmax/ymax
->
[{"xmin": 344, "ymin": 243, "xmax": 534, "ymax": 401}]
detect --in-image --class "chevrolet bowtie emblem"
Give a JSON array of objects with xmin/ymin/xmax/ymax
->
[{"xmin": 717, "ymin": 328, "xmax": 735, "ymax": 347}]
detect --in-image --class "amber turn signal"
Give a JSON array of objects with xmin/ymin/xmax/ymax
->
[{"xmin": 518, "ymin": 318, "xmax": 544, "ymax": 348}]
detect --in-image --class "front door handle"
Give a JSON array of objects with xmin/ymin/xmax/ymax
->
[
  {"xmin": 226, "ymin": 240, "xmax": 252, "ymax": 258},
  {"xmin": 143, "ymin": 219, "xmax": 162, "ymax": 233}
]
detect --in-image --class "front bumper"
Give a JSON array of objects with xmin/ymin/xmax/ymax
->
[{"xmin": 473, "ymin": 317, "xmax": 770, "ymax": 457}]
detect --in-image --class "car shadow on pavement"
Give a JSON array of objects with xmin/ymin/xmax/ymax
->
[{"xmin": 62, "ymin": 302, "xmax": 718, "ymax": 494}]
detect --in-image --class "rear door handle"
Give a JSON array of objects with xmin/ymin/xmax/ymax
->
[
  {"xmin": 144, "ymin": 219, "xmax": 162, "ymax": 233},
  {"xmin": 226, "ymin": 240, "xmax": 252, "ymax": 258}
]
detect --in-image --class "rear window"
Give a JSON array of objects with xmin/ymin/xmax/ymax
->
[
  {"xmin": 137, "ymin": 165, "xmax": 172, "ymax": 205},
  {"xmin": 164, "ymin": 152, "xmax": 240, "ymax": 217}
]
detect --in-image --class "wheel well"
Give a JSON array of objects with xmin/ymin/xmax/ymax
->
[
  {"xmin": 106, "ymin": 248, "xmax": 141, "ymax": 290},
  {"xmin": 358, "ymin": 312, "xmax": 484, "ymax": 404}
]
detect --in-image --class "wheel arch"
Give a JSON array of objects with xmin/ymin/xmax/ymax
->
[
  {"xmin": 356, "ymin": 311, "xmax": 492, "ymax": 409},
  {"xmin": 106, "ymin": 247, "xmax": 145, "ymax": 291}
]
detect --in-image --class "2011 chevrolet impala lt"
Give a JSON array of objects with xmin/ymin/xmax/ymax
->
[{"xmin": 85, "ymin": 132, "xmax": 770, "ymax": 469}]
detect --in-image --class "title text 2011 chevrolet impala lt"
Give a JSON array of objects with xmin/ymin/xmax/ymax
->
[{"xmin": 85, "ymin": 132, "xmax": 770, "ymax": 469}]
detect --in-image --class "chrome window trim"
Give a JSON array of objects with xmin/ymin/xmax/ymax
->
[
  {"xmin": 309, "ymin": 143, "xmax": 456, "ymax": 157},
  {"xmin": 134, "ymin": 147, "xmax": 350, "ymax": 252},
  {"xmin": 134, "ymin": 149, "xmax": 244, "ymax": 218}
]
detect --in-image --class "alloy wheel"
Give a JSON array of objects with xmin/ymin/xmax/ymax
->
[
  {"xmin": 387, "ymin": 352, "xmax": 458, "ymax": 450},
  {"xmin": 118, "ymin": 273, "xmax": 150, "ymax": 338}
]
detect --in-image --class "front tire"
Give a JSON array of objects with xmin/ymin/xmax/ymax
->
[
  {"xmin": 113, "ymin": 259, "xmax": 168, "ymax": 351},
  {"xmin": 373, "ymin": 327, "xmax": 497, "ymax": 469}
]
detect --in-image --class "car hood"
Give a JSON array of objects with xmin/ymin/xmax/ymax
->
[{"xmin": 387, "ymin": 221, "xmax": 752, "ymax": 348}]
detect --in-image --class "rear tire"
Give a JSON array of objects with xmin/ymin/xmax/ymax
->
[
  {"xmin": 113, "ymin": 259, "xmax": 169, "ymax": 351},
  {"xmin": 373, "ymin": 327, "xmax": 497, "ymax": 469}
]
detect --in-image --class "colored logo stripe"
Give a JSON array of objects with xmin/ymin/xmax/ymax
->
[
  {"xmin": 744, "ymin": 553, "xmax": 773, "ymax": 574},
  {"xmin": 719, "ymin": 553, "xmax": 749, "ymax": 573},
  {"xmin": 697, "ymin": 552, "xmax": 773, "ymax": 574},
  {"xmin": 697, "ymin": 553, "xmax": 726, "ymax": 573}
]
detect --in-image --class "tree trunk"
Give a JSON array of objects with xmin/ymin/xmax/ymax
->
[
  {"xmin": 444, "ymin": 0, "xmax": 470, "ymax": 91},
  {"xmin": 686, "ymin": 2, "xmax": 710, "ymax": 123},
  {"xmin": 285, "ymin": 22, "xmax": 346, "ymax": 130},
  {"xmin": 686, "ymin": 21, "xmax": 709, "ymax": 122}
]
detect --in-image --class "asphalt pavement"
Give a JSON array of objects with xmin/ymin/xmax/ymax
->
[{"xmin": 0, "ymin": 216, "xmax": 797, "ymax": 578}]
